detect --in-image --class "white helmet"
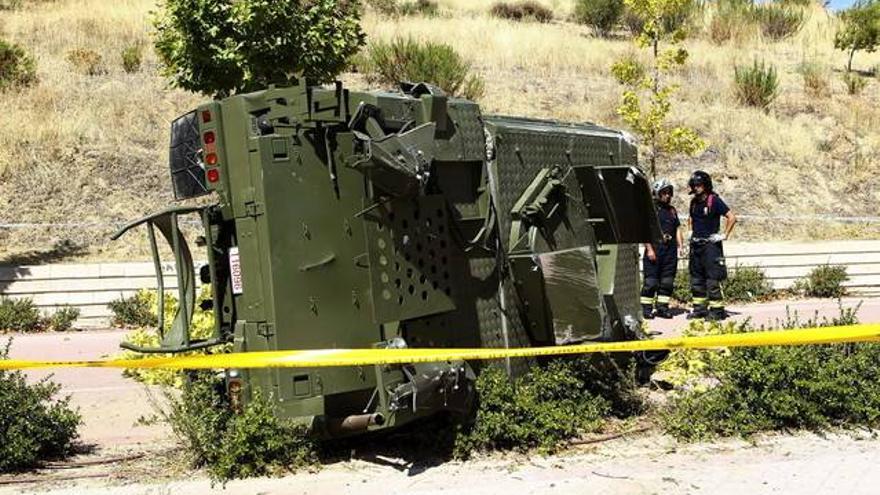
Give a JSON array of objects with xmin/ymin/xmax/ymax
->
[{"xmin": 652, "ymin": 178, "xmax": 673, "ymax": 199}]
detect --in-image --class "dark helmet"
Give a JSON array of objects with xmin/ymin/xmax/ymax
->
[{"xmin": 688, "ymin": 170, "xmax": 713, "ymax": 194}]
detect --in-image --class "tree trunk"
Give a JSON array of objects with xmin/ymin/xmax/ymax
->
[{"xmin": 848, "ymin": 47, "xmax": 856, "ymax": 73}]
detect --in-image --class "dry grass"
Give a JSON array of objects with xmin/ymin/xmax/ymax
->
[{"xmin": 1, "ymin": 0, "xmax": 879, "ymax": 261}]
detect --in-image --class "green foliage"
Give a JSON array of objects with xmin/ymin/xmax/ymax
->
[
  {"xmin": 0, "ymin": 39, "xmax": 37, "ymax": 91},
  {"xmin": 153, "ymin": 0, "xmax": 365, "ymax": 97},
  {"xmin": 708, "ymin": 0, "xmax": 757, "ymax": 44},
  {"xmin": 0, "ymin": 297, "xmax": 43, "ymax": 332},
  {"xmin": 613, "ymin": 0, "xmax": 706, "ymax": 176},
  {"xmin": 490, "ymin": 0, "xmax": 553, "ymax": 22},
  {"xmin": 610, "ymin": 54, "xmax": 646, "ymax": 84},
  {"xmin": 108, "ymin": 289, "xmax": 155, "ymax": 328},
  {"xmin": 574, "ymin": 0, "xmax": 625, "ymax": 36},
  {"xmin": 46, "ymin": 306, "xmax": 80, "ymax": 332},
  {"xmin": 842, "ymin": 71, "xmax": 868, "ymax": 94},
  {"xmin": 0, "ymin": 340, "xmax": 81, "ymax": 472},
  {"xmin": 753, "ymin": 3, "xmax": 805, "ymax": 41},
  {"xmin": 834, "ymin": 0, "xmax": 880, "ymax": 72},
  {"xmin": 160, "ymin": 373, "xmax": 317, "ymax": 482},
  {"xmin": 453, "ymin": 356, "xmax": 644, "ymax": 458},
  {"xmin": 66, "ymin": 48, "xmax": 106, "ymax": 76},
  {"xmin": 723, "ymin": 265, "xmax": 773, "ymax": 302},
  {"xmin": 663, "ymin": 305, "xmax": 880, "ymax": 440},
  {"xmin": 797, "ymin": 59, "xmax": 831, "ymax": 97},
  {"xmin": 121, "ymin": 45, "xmax": 142, "ymax": 73},
  {"xmin": 117, "ymin": 287, "xmax": 223, "ymax": 387},
  {"xmin": 733, "ymin": 59, "xmax": 778, "ymax": 109},
  {"xmin": 673, "ymin": 269, "xmax": 691, "ymax": 303},
  {"xmin": 796, "ymin": 264, "xmax": 849, "ymax": 298},
  {"xmin": 359, "ymin": 37, "xmax": 485, "ymax": 100},
  {"xmin": 399, "ymin": 0, "xmax": 439, "ymax": 16}
]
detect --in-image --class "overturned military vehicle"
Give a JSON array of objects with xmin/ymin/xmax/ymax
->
[{"xmin": 113, "ymin": 80, "xmax": 661, "ymax": 437}]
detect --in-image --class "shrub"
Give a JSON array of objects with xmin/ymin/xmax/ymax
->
[
  {"xmin": 723, "ymin": 265, "xmax": 774, "ymax": 302},
  {"xmin": 360, "ymin": 37, "xmax": 485, "ymax": 100},
  {"xmin": 0, "ymin": 297, "xmax": 43, "ymax": 332},
  {"xmin": 453, "ymin": 356, "xmax": 644, "ymax": 458},
  {"xmin": 610, "ymin": 53, "xmax": 646, "ymax": 85},
  {"xmin": 0, "ymin": 39, "xmax": 37, "ymax": 90},
  {"xmin": 673, "ymin": 269, "xmax": 691, "ymax": 303},
  {"xmin": 158, "ymin": 373, "xmax": 317, "ymax": 482},
  {"xmin": 490, "ymin": 0, "xmax": 553, "ymax": 22},
  {"xmin": 797, "ymin": 60, "xmax": 831, "ymax": 98},
  {"xmin": 574, "ymin": 0, "xmax": 625, "ymax": 37},
  {"xmin": 842, "ymin": 71, "xmax": 868, "ymax": 95},
  {"xmin": 0, "ymin": 340, "xmax": 81, "ymax": 472},
  {"xmin": 66, "ymin": 48, "xmax": 106, "ymax": 76},
  {"xmin": 108, "ymin": 289, "xmax": 155, "ymax": 328},
  {"xmin": 800, "ymin": 264, "xmax": 849, "ymax": 298},
  {"xmin": 708, "ymin": 0, "xmax": 756, "ymax": 44},
  {"xmin": 399, "ymin": 0, "xmax": 439, "ymax": 16},
  {"xmin": 46, "ymin": 306, "xmax": 80, "ymax": 332},
  {"xmin": 663, "ymin": 305, "xmax": 880, "ymax": 440},
  {"xmin": 121, "ymin": 45, "xmax": 142, "ymax": 73},
  {"xmin": 753, "ymin": 3, "xmax": 804, "ymax": 41},
  {"xmin": 733, "ymin": 59, "xmax": 778, "ymax": 109},
  {"xmin": 365, "ymin": 0, "xmax": 400, "ymax": 15},
  {"xmin": 153, "ymin": 0, "xmax": 365, "ymax": 97}
]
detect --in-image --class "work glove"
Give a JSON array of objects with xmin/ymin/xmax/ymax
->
[{"xmin": 708, "ymin": 233, "xmax": 726, "ymax": 243}]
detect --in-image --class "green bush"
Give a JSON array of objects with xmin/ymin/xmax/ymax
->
[
  {"xmin": 365, "ymin": 0, "xmax": 400, "ymax": 15},
  {"xmin": 399, "ymin": 0, "xmax": 439, "ymax": 16},
  {"xmin": 453, "ymin": 356, "xmax": 644, "ymax": 458},
  {"xmin": 159, "ymin": 373, "xmax": 317, "ymax": 482},
  {"xmin": 0, "ymin": 39, "xmax": 37, "ymax": 90},
  {"xmin": 121, "ymin": 45, "xmax": 142, "ymax": 73},
  {"xmin": 490, "ymin": 0, "xmax": 553, "ymax": 22},
  {"xmin": 359, "ymin": 37, "xmax": 485, "ymax": 100},
  {"xmin": 46, "ymin": 306, "xmax": 80, "ymax": 332},
  {"xmin": 153, "ymin": 0, "xmax": 365, "ymax": 97},
  {"xmin": 610, "ymin": 54, "xmax": 646, "ymax": 85},
  {"xmin": 0, "ymin": 340, "xmax": 81, "ymax": 472},
  {"xmin": 723, "ymin": 265, "xmax": 774, "ymax": 302},
  {"xmin": 753, "ymin": 3, "xmax": 804, "ymax": 41},
  {"xmin": 574, "ymin": 0, "xmax": 625, "ymax": 37},
  {"xmin": 799, "ymin": 264, "xmax": 849, "ymax": 298},
  {"xmin": 663, "ymin": 305, "xmax": 880, "ymax": 440},
  {"xmin": 108, "ymin": 290, "xmax": 155, "ymax": 328},
  {"xmin": 66, "ymin": 48, "xmax": 106, "ymax": 76},
  {"xmin": 673, "ymin": 269, "xmax": 691, "ymax": 303},
  {"xmin": 842, "ymin": 71, "xmax": 868, "ymax": 95},
  {"xmin": 0, "ymin": 297, "xmax": 43, "ymax": 332},
  {"xmin": 733, "ymin": 59, "xmax": 778, "ymax": 109},
  {"xmin": 797, "ymin": 59, "xmax": 831, "ymax": 97}
]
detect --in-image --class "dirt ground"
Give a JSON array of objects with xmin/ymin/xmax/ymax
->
[{"xmin": 2, "ymin": 297, "xmax": 880, "ymax": 494}]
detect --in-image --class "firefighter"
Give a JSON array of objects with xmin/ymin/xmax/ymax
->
[
  {"xmin": 686, "ymin": 170, "xmax": 737, "ymax": 321},
  {"xmin": 640, "ymin": 178, "xmax": 683, "ymax": 320}
]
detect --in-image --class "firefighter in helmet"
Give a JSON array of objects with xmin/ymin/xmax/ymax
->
[
  {"xmin": 640, "ymin": 178, "xmax": 683, "ymax": 319},
  {"xmin": 686, "ymin": 170, "xmax": 737, "ymax": 320}
]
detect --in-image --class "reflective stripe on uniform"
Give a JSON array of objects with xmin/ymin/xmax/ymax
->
[
  {"xmin": 709, "ymin": 300, "xmax": 725, "ymax": 309},
  {"xmin": 640, "ymin": 296, "xmax": 655, "ymax": 305},
  {"xmin": 692, "ymin": 297, "xmax": 707, "ymax": 305},
  {"xmin": 657, "ymin": 295, "xmax": 671, "ymax": 304}
]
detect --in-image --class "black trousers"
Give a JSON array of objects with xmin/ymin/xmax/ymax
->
[
  {"xmin": 641, "ymin": 243, "xmax": 677, "ymax": 308},
  {"xmin": 689, "ymin": 240, "xmax": 727, "ymax": 309}
]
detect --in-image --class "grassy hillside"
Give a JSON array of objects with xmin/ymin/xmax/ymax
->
[{"xmin": 0, "ymin": 0, "xmax": 879, "ymax": 262}]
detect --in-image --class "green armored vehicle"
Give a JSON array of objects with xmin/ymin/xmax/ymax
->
[{"xmin": 114, "ymin": 81, "xmax": 660, "ymax": 436}]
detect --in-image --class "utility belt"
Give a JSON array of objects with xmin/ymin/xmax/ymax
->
[
  {"xmin": 659, "ymin": 233, "xmax": 674, "ymax": 244},
  {"xmin": 690, "ymin": 236, "xmax": 721, "ymax": 245}
]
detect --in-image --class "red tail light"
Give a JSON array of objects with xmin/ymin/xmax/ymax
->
[
  {"xmin": 205, "ymin": 152, "xmax": 218, "ymax": 166},
  {"xmin": 207, "ymin": 168, "xmax": 220, "ymax": 183},
  {"xmin": 201, "ymin": 110, "xmax": 212, "ymax": 123},
  {"xmin": 203, "ymin": 131, "xmax": 215, "ymax": 144}
]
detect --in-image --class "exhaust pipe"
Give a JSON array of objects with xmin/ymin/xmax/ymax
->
[{"xmin": 326, "ymin": 413, "xmax": 385, "ymax": 435}]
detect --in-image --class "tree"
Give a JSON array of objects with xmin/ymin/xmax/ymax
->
[
  {"xmin": 834, "ymin": 0, "xmax": 880, "ymax": 73},
  {"xmin": 153, "ymin": 0, "xmax": 366, "ymax": 97},
  {"xmin": 610, "ymin": 0, "xmax": 704, "ymax": 178}
]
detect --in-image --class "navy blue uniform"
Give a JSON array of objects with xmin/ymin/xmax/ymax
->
[
  {"xmin": 640, "ymin": 202, "xmax": 679, "ymax": 314},
  {"xmin": 689, "ymin": 193, "xmax": 729, "ymax": 314}
]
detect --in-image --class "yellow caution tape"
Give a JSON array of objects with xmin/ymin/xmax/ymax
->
[{"xmin": 3, "ymin": 324, "xmax": 880, "ymax": 370}]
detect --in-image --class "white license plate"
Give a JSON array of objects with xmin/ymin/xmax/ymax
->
[{"xmin": 229, "ymin": 246, "xmax": 243, "ymax": 295}]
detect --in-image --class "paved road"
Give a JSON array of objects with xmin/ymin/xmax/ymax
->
[{"xmin": 4, "ymin": 296, "xmax": 879, "ymax": 450}]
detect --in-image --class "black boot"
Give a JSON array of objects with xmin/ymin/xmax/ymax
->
[
  {"xmin": 655, "ymin": 305, "xmax": 673, "ymax": 319},
  {"xmin": 642, "ymin": 304, "xmax": 655, "ymax": 320},
  {"xmin": 707, "ymin": 307, "xmax": 728, "ymax": 321},
  {"xmin": 687, "ymin": 306, "xmax": 708, "ymax": 319}
]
